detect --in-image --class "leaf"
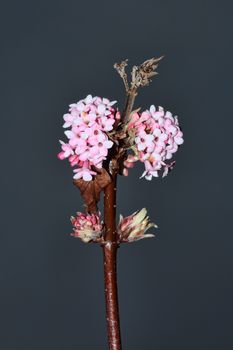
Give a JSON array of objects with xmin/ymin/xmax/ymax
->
[{"xmin": 73, "ymin": 168, "xmax": 111, "ymax": 213}]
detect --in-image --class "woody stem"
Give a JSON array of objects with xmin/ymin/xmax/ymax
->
[
  {"xmin": 122, "ymin": 89, "xmax": 137, "ymax": 122},
  {"xmin": 102, "ymin": 85, "xmax": 138, "ymax": 349},
  {"xmin": 103, "ymin": 169, "xmax": 122, "ymax": 350}
]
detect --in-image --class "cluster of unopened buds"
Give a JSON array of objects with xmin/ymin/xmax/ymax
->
[
  {"xmin": 71, "ymin": 209, "xmax": 157, "ymax": 244},
  {"xmin": 71, "ymin": 212, "xmax": 103, "ymax": 243},
  {"xmin": 117, "ymin": 208, "xmax": 157, "ymax": 242},
  {"xmin": 124, "ymin": 105, "xmax": 184, "ymax": 180}
]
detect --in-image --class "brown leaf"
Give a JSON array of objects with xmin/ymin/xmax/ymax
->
[
  {"xmin": 114, "ymin": 59, "xmax": 129, "ymax": 92},
  {"xmin": 132, "ymin": 56, "xmax": 164, "ymax": 88},
  {"xmin": 73, "ymin": 168, "xmax": 111, "ymax": 213}
]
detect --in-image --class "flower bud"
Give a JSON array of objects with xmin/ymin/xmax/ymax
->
[
  {"xmin": 71, "ymin": 212, "xmax": 103, "ymax": 243},
  {"xmin": 118, "ymin": 208, "xmax": 157, "ymax": 243}
]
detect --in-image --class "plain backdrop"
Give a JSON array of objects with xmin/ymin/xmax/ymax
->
[{"xmin": 0, "ymin": 0, "xmax": 233, "ymax": 349}]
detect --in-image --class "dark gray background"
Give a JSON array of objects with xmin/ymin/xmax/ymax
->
[{"xmin": 1, "ymin": 0, "xmax": 232, "ymax": 349}]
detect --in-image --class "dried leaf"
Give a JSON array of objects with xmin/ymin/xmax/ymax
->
[
  {"xmin": 74, "ymin": 168, "xmax": 111, "ymax": 213},
  {"xmin": 132, "ymin": 56, "xmax": 164, "ymax": 88},
  {"xmin": 114, "ymin": 59, "xmax": 129, "ymax": 92}
]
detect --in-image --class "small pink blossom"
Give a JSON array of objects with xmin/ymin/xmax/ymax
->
[
  {"xmin": 140, "ymin": 160, "xmax": 160, "ymax": 180},
  {"xmin": 135, "ymin": 132, "xmax": 155, "ymax": 152},
  {"xmin": 73, "ymin": 167, "xmax": 97, "ymax": 181},
  {"xmin": 90, "ymin": 138, "xmax": 113, "ymax": 158},
  {"xmin": 98, "ymin": 116, "xmax": 115, "ymax": 131},
  {"xmin": 122, "ymin": 154, "xmax": 138, "ymax": 176},
  {"xmin": 63, "ymin": 113, "xmax": 75, "ymax": 128},
  {"xmin": 124, "ymin": 154, "xmax": 138, "ymax": 169},
  {"xmin": 162, "ymin": 161, "xmax": 176, "ymax": 178},
  {"xmin": 68, "ymin": 155, "xmax": 79, "ymax": 167},
  {"xmin": 57, "ymin": 141, "xmax": 74, "ymax": 160}
]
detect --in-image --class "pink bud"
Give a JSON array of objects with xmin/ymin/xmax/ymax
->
[{"xmin": 57, "ymin": 152, "xmax": 65, "ymax": 160}]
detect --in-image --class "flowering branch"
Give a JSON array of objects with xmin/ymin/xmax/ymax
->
[{"xmin": 57, "ymin": 56, "xmax": 184, "ymax": 350}]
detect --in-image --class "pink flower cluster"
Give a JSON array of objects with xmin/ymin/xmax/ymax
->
[
  {"xmin": 58, "ymin": 95, "xmax": 119, "ymax": 181},
  {"xmin": 127, "ymin": 105, "xmax": 184, "ymax": 180},
  {"xmin": 71, "ymin": 212, "xmax": 103, "ymax": 243}
]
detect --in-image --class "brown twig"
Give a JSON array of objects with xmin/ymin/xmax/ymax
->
[
  {"xmin": 102, "ymin": 57, "xmax": 163, "ymax": 349},
  {"xmin": 114, "ymin": 56, "xmax": 163, "ymax": 123},
  {"xmin": 131, "ymin": 56, "xmax": 164, "ymax": 89},
  {"xmin": 103, "ymin": 166, "xmax": 121, "ymax": 350}
]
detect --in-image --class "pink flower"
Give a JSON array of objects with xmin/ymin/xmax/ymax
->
[
  {"xmin": 68, "ymin": 155, "xmax": 79, "ymax": 167},
  {"xmin": 73, "ymin": 166, "xmax": 97, "ymax": 181},
  {"xmin": 127, "ymin": 112, "xmax": 140, "ymax": 130},
  {"xmin": 57, "ymin": 141, "xmax": 74, "ymax": 160},
  {"xmin": 127, "ymin": 106, "xmax": 183, "ymax": 180},
  {"xmin": 122, "ymin": 154, "xmax": 138, "ymax": 176},
  {"xmin": 71, "ymin": 212, "xmax": 103, "ymax": 243},
  {"xmin": 162, "ymin": 161, "xmax": 176, "ymax": 178},
  {"xmin": 63, "ymin": 113, "xmax": 75, "ymax": 128},
  {"xmin": 69, "ymin": 136, "xmax": 87, "ymax": 150},
  {"xmin": 124, "ymin": 154, "xmax": 138, "ymax": 169},
  {"xmin": 90, "ymin": 136, "xmax": 113, "ymax": 158},
  {"xmin": 58, "ymin": 95, "xmax": 118, "ymax": 181},
  {"xmin": 141, "ymin": 160, "xmax": 161, "ymax": 180},
  {"xmin": 135, "ymin": 132, "xmax": 155, "ymax": 152},
  {"xmin": 98, "ymin": 116, "xmax": 115, "ymax": 131},
  {"xmin": 118, "ymin": 208, "xmax": 157, "ymax": 243},
  {"xmin": 149, "ymin": 105, "xmax": 164, "ymax": 120}
]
